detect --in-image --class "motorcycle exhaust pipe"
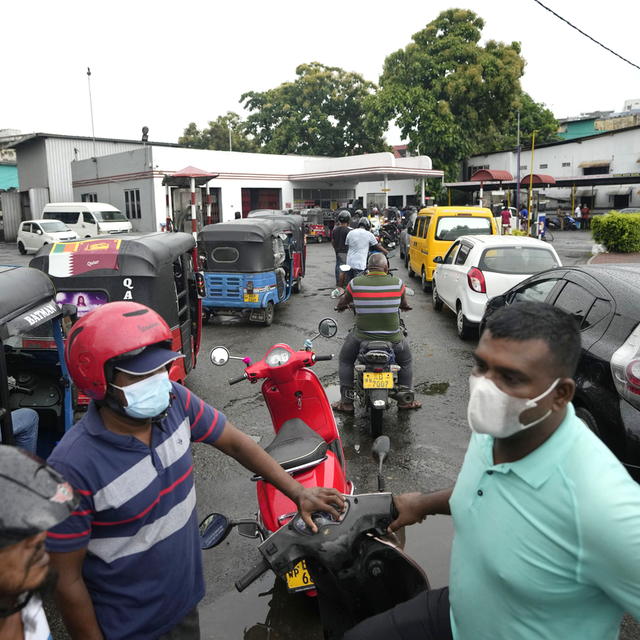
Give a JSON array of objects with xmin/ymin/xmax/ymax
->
[{"xmin": 390, "ymin": 389, "xmax": 414, "ymax": 405}]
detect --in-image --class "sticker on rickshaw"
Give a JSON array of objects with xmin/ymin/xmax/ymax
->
[{"xmin": 50, "ymin": 239, "xmax": 122, "ymax": 277}]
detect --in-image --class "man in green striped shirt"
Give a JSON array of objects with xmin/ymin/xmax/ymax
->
[{"xmin": 333, "ymin": 253, "xmax": 422, "ymax": 413}]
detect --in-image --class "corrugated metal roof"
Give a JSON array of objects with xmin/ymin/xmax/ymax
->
[
  {"xmin": 521, "ymin": 174, "xmax": 556, "ymax": 186},
  {"xmin": 7, "ymin": 132, "xmax": 180, "ymax": 149},
  {"xmin": 469, "ymin": 169, "xmax": 513, "ymax": 182}
]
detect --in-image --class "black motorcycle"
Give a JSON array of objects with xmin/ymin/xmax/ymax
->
[{"xmin": 200, "ymin": 437, "xmax": 429, "ymax": 640}]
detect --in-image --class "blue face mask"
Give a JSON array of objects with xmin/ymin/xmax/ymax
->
[{"xmin": 112, "ymin": 372, "xmax": 172, "ymax": 419}]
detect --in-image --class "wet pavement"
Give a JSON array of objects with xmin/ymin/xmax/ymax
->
[{"xmin": 3, "ymin": 233, "xmax": 637, "ymax": 639}]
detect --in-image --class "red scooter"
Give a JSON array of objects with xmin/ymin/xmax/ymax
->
[{"xmin": 209, "ymin": 318, "xmax": 353, "ymax": 595}]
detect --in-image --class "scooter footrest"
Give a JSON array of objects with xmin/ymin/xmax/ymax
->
[{"xmin": 263, "ymin": 418, "xmax": 328, "ymax": 472}]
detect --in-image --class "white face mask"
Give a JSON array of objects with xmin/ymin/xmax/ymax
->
[{"xmin": 467, "ymin": 375, "xmax": 560, "ymax": 439}]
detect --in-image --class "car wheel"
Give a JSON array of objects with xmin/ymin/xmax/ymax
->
[
  {"xmin": 421, "ymin": 269, "xmax": 431, "ymax": 293},
  {"xmin": 263, "ymin": 301, "xmax": 275, "ymax": 327},
  {"xmin": 432, "ymin": 282, "xmax": 443, "ymax": 311},
  {"xmin": 18, "ymin": 241, "xmax": 27, "ymax": 255},
  {"xmin": 575, "ymin": 406, "xmax": 600, "ymax": 438},
  {"xmin": 407, "ymin": 260, "xmax": 416, "ymax": 278},
  {"xmin": 456, "ymin": 303, "xmax": 472, "ymax": 340},
  {"xmin": 404, "ymin": 252, "xmax": 410, "ymax": 269},
  {"xmin": 292, "ymin": 278, "xmax": 301, "ymax": 294}
]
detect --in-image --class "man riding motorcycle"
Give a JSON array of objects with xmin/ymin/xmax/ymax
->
[{"xmin": 332, "ymin": 253, "xmax": 422, "ymax": 413}]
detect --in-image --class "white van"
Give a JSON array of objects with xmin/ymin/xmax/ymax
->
[{"xmin": 41, "ymin": 203, "xmax": 132, "ymax": 237}]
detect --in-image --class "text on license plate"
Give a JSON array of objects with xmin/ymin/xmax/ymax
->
[
  {"xmin": 363, "ymin": 372, "xmax": 393, "ymax": 389},
  {"xmin": 285, "ymin": 559, "xmax": 314, "ymax": 592},
  {"xmin": 244, "ymin": 294, "xmax": 259, "ymax": 302}
]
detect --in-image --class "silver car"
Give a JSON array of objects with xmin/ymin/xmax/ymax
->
[{"xmin": 17, "ymin": 220, "xmax": 79, "ymax": 254}]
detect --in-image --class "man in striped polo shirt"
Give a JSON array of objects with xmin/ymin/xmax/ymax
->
[
  {"xmin": 45, "ymin": 302, "xmax": 345, "ymax": 640},
  {"xmin": 333, "ymin": 253, "xmax": 421, "ymax": 413}
]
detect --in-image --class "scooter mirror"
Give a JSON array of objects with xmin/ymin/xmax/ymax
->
[
  {"xmin": 199, "ymin": 513, "xmax": 232, "ymax": 549},
  {"xmin": 372, "ymin": 436, "xmax": 391, "ymax": 463},
  {"xmin": 405, "ymin": 287, "xmax": 415, "ymax": 297},
  {"xmin": 329, "ymin": 289, "xmax": 341, "ymax": 299},
  {"xmin": 237, "ymin": 522, "xmax": 261, "ymax": 539},
  {"xmin": 386, "ymin": 248, "xmax": 397, "ymax": 259},
  {"xmin": 318, "ymin": 318, "xmax": 338, "ymax": 338},
  {"xmin": 210, "ymin": 346, "xmax": 230, "ymax": 366}
]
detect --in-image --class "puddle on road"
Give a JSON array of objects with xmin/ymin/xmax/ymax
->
[
  {"xmin": 199, "ymin": 517, "xmax": 453, "ymax": 639},
  {"xmin": 415, "ymin": 382, "xmax": 450, "ymax": 396}
]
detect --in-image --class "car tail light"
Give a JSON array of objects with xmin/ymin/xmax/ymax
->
[
  {"xmin": 611, "ymin": 324, "xmax": 640, "ymax": 410},
  {"xmin": 467, "ymin": 268, "xmax": 486, "ymax": 294}
]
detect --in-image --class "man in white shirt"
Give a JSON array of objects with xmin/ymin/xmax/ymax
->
[
  {"xmin": 345, "ymin": 218, "xmax": 387, "ymax": 276},
  {"xmin": 575, "ymin": 204, "xmax": 582, "ymax": 230}
]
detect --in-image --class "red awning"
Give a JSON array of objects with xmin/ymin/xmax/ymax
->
[
  {"xmin": 162, "ymin": 166, "xmax": 219, "ymax": 187},
  {"xmin": 469, "ymin": 169, "xmax": 513, "ymax": 182},
  {"xmin": 520, "ymin": 174, "xmax": 556, "ymax": 186}
]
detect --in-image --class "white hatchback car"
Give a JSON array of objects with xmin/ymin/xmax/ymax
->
[
  {"xmin": 432, "ymin": 235, "xmax": 562, "ymax": 339},
  {"xmin": 17, "ymin": 220, "xmax": 79, "ymax": 255}
]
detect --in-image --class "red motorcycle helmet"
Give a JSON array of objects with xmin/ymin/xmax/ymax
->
[{"xmin": 65, "ymin": 301, "xmax": 173, "ymax": 400}]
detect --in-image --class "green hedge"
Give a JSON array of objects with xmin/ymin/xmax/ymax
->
[{"xmin": 591, "ymin": 212, "xmax": 640, "ymax": 253}]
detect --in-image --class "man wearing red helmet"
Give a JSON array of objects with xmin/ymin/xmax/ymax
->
[{"xmin": 45, "ymin": 302, "xmax": 345, "ymax": 640}]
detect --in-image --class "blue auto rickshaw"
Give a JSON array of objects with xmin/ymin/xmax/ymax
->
[{"xmin": 197, "ymin": 219, "xmax": 294, "ymax": 326}]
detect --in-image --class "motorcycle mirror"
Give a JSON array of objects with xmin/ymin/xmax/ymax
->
[
  {"xmin": 61, "ymin": 303, "xmax": 78, "ymax": 324},
  {"xmin": 404, "ymin": 287, "xmax": 415, "ymax": 297},
  {"xmin": 210, "ymin": 346, "xmax": 230, "ymax": 366},
  {"xmin": 318, "ymin": 318, "xmax": 338, "ymax": 338},
  {"xmin": 386, "ymin": 248, "xmax": 397, "ymax": 259},
  {"xmin": 372, "ymin": 436, "xmax": 391, "ymax": 464},
  {"xmin": 372, "ymin": 436, "xmax": 391, "ymax": 492},
  {"xmin": 329, "ymin": 289, "xmax": 342, "ymax": 299},
  {"xmin": 236, "ymin": 521, "xmax": 262, "ymax": 539},
  {"xmin": 200, "ymin": 513, "xmax": 232, "ymax": 549}
]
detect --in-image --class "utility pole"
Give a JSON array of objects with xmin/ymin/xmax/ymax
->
[
  {"xmin": 527, "ymin": 130, "xmax": 538, "ymax": 237},
  {"xmin": 229, "ymin": 126, "xmax": 232, "ymax": 152},
  {"xmin": 87, "ymin": 67, "xmax": 97, "ymax": 159},
  {"xmin": 516, "ymin": 110, "xmax": 521, "ymax": 214}
]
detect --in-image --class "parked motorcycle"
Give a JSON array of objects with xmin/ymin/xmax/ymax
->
[
  {"xmin": 200, "ymin": 436, "xmax": 429, "ymax": 639},
  {"xmin": 209, "ymin": 318, "xmax": 353, "ymax": 596}
]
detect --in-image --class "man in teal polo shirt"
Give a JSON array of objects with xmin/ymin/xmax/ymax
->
[{"xmin": 345, "ymin": 301, "xmax": 640, "ymax": 640}]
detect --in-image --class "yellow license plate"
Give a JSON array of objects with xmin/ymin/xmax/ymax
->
[
  {"xmin": 285, "ymin": 559, "xmax": 314, "ymax": 592},
  {"xmin": 244, "ymin": 294, "xmax": 259, "ymax": 302},
  {"xmin": 363, "ymin": 372, "xmax": 393, "ymax": 389}
]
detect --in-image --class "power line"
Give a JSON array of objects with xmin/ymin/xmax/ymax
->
[{"xmin": 532, "ymin": 0, "xmax": 640, "ymax": 72}]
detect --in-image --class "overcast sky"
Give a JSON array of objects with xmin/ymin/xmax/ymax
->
[{"xmin": 4, "ymin": 0, "xmax": 639, "ymax": 148}]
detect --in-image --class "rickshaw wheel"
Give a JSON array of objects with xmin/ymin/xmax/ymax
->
[
  {"xmin": 263, "ymin": 301, "xmax": 275, "ymax": 327},
  {"xmin": 292, "ymin": 278, "xmax": 301, "ymax": 294},
  {"xmin": 317, "ymin": 235, "xmax": 323, "ymax": 243},
  {"xmin": 203, "ymin": 310, "xmax": 212, "ymax": 324}
]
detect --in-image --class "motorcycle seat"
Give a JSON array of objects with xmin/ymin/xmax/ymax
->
[
  {"xmin": 263, "ymin": 418, "xmax": 328, "ymax": 472},
  {"xmin": 360, "ymin": 340, "xmax": 393, "ymax": 351}
]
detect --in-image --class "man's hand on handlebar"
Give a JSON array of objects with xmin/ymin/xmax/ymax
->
[
  {"xmin": 400, "ymin": 305, "xmax": 412, "ymax": 312},
  {"xmin": 294, "ymin": 487, "xmax": 346, "ymax": 533},
  {"xmin": 388, "ymin": 492, "xmax": 428, "ymax": 532}
]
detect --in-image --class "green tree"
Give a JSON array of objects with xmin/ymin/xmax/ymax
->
[
  {"xmin": 478, "ymin": 92, "xmax": 559, "ymax": 153},
  {"xmin": 368, "ymin": 8, "xmax": 526, "ymax": 180},
  {"xmin": 241, "ymin": 62, "xmax": 389, "ymax": 156},
  {"xmin": 178, "ymin": 112, "xmax": 258, "ymax": 152}
]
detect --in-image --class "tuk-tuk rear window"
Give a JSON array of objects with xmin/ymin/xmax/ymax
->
[
  {"xmin": 212, "ymin": 247, "xmax": 239, "ymax": 263},
  {"xmin": 434, "ymin": 217, "xmax": 492, "ymax": 241}
]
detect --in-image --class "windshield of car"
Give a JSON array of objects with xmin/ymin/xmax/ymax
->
[
  {"xmin": 92, "ymin": 210, "xmax": 128, "ymax": 222},
  {"xmin": 479, "ymin": 246, "xmax": 559, "ymax": 275},
  {"xmin": 434, "ymin": 217, "xmax": 492, "ymax": 241},
  {"xmin": 39, "ymin": 220, "xmax": 71, "ymax": 233}
]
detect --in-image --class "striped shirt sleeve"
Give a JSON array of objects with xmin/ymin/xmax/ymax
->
[
  {"xmin": 45, "ymin": 462, "xmax": 94, "ymax": 553},
  {"xmin": 175, "ymin": 384, "xmax": 226, "ymax": 445}
]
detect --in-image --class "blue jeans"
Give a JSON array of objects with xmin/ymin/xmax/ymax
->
[{"xmin": 0, "ymin": 408, "xmax": 39, "ymax": 454}]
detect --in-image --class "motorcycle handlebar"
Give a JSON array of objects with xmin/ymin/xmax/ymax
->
[
  {"xmin": 313, "ymin": 354, "xmax": 333, "ymax": 362},
  {"xmin": 228, "ymin": 373, "xmax": 247, "ymax": 386},
  {"xmin": 235, "ymin": 557, "xmax": 271, "ymax": 592}
]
